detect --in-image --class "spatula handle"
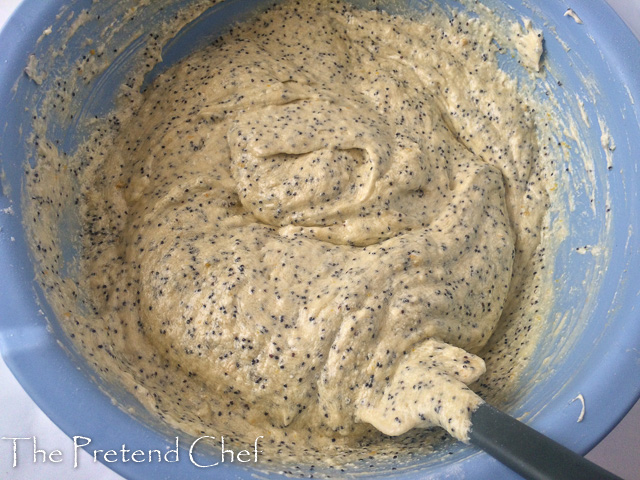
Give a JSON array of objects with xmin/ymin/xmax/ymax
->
[{"xmin": 469, "ymin": 402, "xmax": 621, "ymax": 480}]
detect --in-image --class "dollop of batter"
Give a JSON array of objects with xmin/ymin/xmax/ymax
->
[{"xmin": 78, "ymin": 0, "xmax": 548, "ymax": 451}]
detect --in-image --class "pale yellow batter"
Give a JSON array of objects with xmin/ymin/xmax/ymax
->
[{"xmin": 27, "ymin": 0, "xmax": 554, "ymax": 468}]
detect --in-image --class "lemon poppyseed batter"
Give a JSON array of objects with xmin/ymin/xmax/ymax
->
[{"xmin": 26, "ymin": 0, "xmax": 556, "ymax": 469}]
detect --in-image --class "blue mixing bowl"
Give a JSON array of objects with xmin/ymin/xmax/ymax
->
[{"xmin": 1, "ymin": 1, "xmax": 639, "ymax": 478}]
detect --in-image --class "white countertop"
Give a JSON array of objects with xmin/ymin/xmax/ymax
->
[{"xmin": 1, "ymin": 1, "xmax": 639, "ymax": 479}]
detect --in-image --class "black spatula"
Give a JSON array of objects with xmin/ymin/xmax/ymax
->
[{"xmin": 469, "ymin": 402, "xmax": 622, "ymax": 480}]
